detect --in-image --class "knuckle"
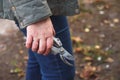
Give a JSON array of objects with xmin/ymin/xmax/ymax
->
[
  {"xmin": 34, "ymin": 42, "xmax": 38, "ymax": 45},
  {"xmin": 34, "ymin": 32, "xmax": 38, "ymax": 37},
  {"xmin": 40, "ymin": 32, "xmax": 45, "ymax": 37},
  {"xmin": 45, "ymin": 33, "xmax": 53, "ymax": 38}
]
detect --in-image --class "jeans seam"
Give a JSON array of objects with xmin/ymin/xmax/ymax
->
[{"xmin": 56, "ymin": 27, "xmax": 69, "ymax": 35}]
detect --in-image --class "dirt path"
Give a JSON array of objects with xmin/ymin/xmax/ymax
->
[
  {"xmin": 69, "ymin": 0, "xmax": 120, "ymax": 80},
  {"xmin": 0, "ymin": 20, "xmax": 27, "ymax": 80}
]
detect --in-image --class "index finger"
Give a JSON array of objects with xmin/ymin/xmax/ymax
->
[{"xmin": 26, "ymin": 35, "xmax": 33, "ymax": 48}]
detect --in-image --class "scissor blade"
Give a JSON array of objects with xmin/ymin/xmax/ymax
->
[
  {"xmin": 51, "ymin": 46, "xmax": 74, "ymax": 66},
  {"xmin": 51, "ymin": 47, "xmax": 74, "ymax": 61},
  {"xmin": 60, "ymin": 55, "xmax": 73, "ymax": 66},
  {"xmin": 60, "ymin": 47, "xmax": 74, "ymax": 61},
  {"xmin": 51, "ymin": 46, "xmax": 60, "ymax": 55}
]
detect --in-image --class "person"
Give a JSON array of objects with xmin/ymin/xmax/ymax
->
[{"xmin": 0, "ymin": 0, "xmax": 80, "ymax": 80}]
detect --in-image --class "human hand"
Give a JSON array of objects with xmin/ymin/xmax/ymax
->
[{"xmin": 26, "ymin": 18, "xmax": 55, "ymax": 55}]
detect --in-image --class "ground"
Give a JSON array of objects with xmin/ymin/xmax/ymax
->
[{"xmin": 0, "ymin": 0, "xmax": 120, "ymax": 80}]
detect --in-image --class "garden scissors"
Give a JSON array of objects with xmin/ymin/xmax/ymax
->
[{"xmin": 51, "ymin": 37, "xmax": 74, "ymax": 66}]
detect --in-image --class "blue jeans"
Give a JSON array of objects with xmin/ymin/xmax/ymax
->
[{"xmin": 16, "ymin": 16, "xmax": 75, "ymax": 80}]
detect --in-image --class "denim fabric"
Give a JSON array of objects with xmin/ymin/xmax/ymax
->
[{"xmin": 16, "ymin": 16, "xmax": 75, "ymax": 80}]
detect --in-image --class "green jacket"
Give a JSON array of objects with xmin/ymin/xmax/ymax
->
[{"xmin": 0, "ymin": 0, "xmax": 80, "ymax": 29}]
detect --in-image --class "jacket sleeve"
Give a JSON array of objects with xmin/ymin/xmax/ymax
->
[{"xmin": 9, "ymin": 0, "xmax": 52, "ymax": 29}]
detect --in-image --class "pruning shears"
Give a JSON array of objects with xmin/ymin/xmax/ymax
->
[{"xmin": 51, "ymin": 37, "xmax": 74, "ymax": 66}]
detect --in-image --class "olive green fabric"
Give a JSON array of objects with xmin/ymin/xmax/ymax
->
[{"xmin": 0, "ymin": 0, "xmax": 80, "ymax": 29}]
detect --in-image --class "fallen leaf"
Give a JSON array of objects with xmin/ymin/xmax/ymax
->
[
  {"xmin": 19, "ymin": 50, "xmax": 24, "ymax": 54},
  {"xmin": 99, "ymin": 11, "xmax": 105, "ymax": 15},
  {"xmin": 105, "ymin": 4, "xmax": 110, "ymax": 9},
  {"xmin": 14, "ymin": 68, "xmax": 22, "ymax": 73},
  {"xmin": 80, "ymin": 63, "xmax": 97, "ymax": 79},
  {"xmin": 84, "ymin": 28, "xmax": 90, "ymax": 32},
  {"xmin": 113, "ymin": 18, "xmax": 119, "ymax": 23},
  {"xmin": 105, "ymin": 57, "xmax": 114, "ymax": 63},
  {"xmin": 95, "ymin": 45, "xmax": 101, "ymax": 49},
  {"xmin": 18, "ymin": 72, "xmax": 25, "ymax": 78},
  {"xmin": 86, "ymin": 24, "xmax": 92, "ymax": 28},
  {"xmin": 84, "ymin": 56, "xmax": 93, "ymax": 61},
  {"xmin": 71, "ymin": 36, "xmax": 83, "ymax": 43},
  {"xmin": 74, "ymin": 47, "xmax": 83, "ymax": 53},
  {"xmin": 109, "ymin": 23, "xmax": 115, "ymax": 27},
  {"xmin": 104, "ymin": 20, "xmax": 110, "ymax": 24},
  {"xmin": 97, "ymin": 5, "xmax": 104, "ymax": 10}
]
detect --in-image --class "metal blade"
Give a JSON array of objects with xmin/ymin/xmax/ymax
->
[
  {"xmin": 60, "ymin": 47, "xmax": 74, "ymax": 61},
  {"xmin": 51, "ymin": 46, "xmax": 74, "ymax": 61},
  {"xmin": 51, "ymin": 37, "xmax": 74, "ymax": 66},
  {"xmin": 60, "ymin": 55, "xmax": 73, "ymax": 66},
  {"xmin": 51, "ymin": 46, "xmax": 74, "ymax": 66},
  {"xmin": 51, "ymin": 46, "xmax": 60, "ymax": 55}
]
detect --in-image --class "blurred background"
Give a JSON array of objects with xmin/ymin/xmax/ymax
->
[{"xmin": 0, "ymin": 0, "xmax": 120, "ymax": 80}]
